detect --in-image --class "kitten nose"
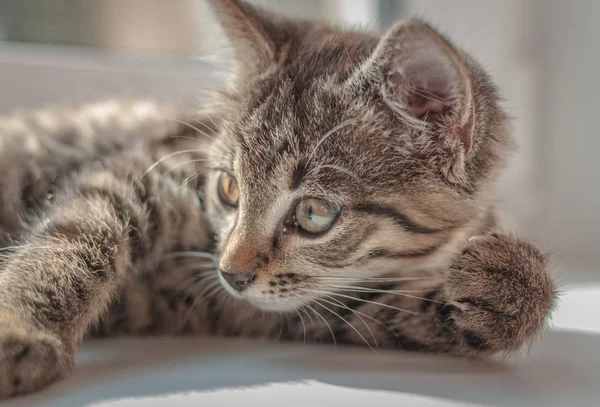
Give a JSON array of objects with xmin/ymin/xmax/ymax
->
[{"xmin": 219, "ymin": 269, "xmax": 256, "ymax": 292}]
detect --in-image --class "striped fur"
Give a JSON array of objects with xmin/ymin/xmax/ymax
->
[{"xmin": 0, "ymin": 0, "xmax": 556, "ymax": 398}]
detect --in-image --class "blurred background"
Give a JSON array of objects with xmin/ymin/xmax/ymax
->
[{"xmin": 0, "ymin": 0, "xmax": 597, "ymax": 282}]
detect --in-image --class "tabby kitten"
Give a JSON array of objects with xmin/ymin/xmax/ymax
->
[{"xmin": 0, "ymin": 0, "xmax": 556, "ymax": 398}]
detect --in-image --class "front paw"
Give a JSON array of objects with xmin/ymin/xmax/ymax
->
[
  {"xmin": 0, "ymin": 327, "xmax": 72, "ymax": 398},
  {"xmin": 443, "ymin": 233, "xmax": 556, "ymax": 352}
]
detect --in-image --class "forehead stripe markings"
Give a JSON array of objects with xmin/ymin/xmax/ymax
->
[
  {"xmin": 364, "ymin": 243, "xmax": 445, "ymax": 260},
  {"xmin": 354, "ymin": 202, "xmax": 444, "ymax": 234},
  {"xmin": 309, "ymin": 240, "xmax": 445, "ymax": 269},
  {"xmin": 290, "ymin": 160, "xmax": 309, "ymax": 190}
]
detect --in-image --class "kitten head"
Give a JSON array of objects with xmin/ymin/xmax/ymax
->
[{"xmin": 203, "ymin": 0, "xmax": 512, "ymax": 311}]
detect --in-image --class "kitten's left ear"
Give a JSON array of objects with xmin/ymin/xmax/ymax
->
[
  {"xmin": 353, "ymin": 20, "xmax": 475, "ymax": 152},
  {"xmin": 207, "ymin": 0, "xmax": 291, "ymax": 79}
]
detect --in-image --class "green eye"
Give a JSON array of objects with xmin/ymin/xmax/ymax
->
[{"xmin": 294, "ymin": 198, "xmax": 340, "ymax": 234}]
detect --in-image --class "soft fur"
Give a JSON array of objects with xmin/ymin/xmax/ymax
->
[{"xmin": 0, "ymin": 0, "xmax": 556, "ymax": 398}]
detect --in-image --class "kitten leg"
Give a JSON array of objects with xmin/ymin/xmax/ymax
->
[
  {"xmin": 0, "ymin": 191, "xmax": 133, "ymax": 397},
  {"xmin": 333, "ymin": 234, "xmax": 557, "ymax": 355}
]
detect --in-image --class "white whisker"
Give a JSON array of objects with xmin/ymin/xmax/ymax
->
[
  {"xmin": 319, "ymin": 284, "xmax": 441, "ymax": 303},
  {"xmin": 312, "ymin": 298, "xmax": 376, "ymax": 352},
  {"xmin": 143, "ymin": 149, "xmax": 206, "ymax": 177},
  {"xmin": 152, "ymin": 115, "xmax": 215, "ymax": 141},
  {"xmin": 177, "ymin": 170, "xmax": 205, "ymax": 190},
  {"xmin": 299, "ymin": 305, "xmax": 321, "ymax": 345},
  {"xmin": 173, "ymin": 271, "xmax": 218, "ymax": 303},
  {"xmin": 314, "ymin": 291, "xmax": 388, "ymax": 328},
  {"xmin": 193, "ymin": 118, "xmax": 218, "ymax": 136},
  {"xmin": 316, "ymin": 293, "xmax": 379, "ymax": 349},
  {"xmin": 182, "ymin": 278, "xmax": 222, "ymax": 324},
  {"xmin": 160, "ymin": 158, "xmax": 211, "ymax": 179},
  {"xmin": 162, "ymin": 251, "xmax": 215, "ymax": 260},
  {"xmin": 308, "ymin": 118, "xmax": 358, "ymax": 163},
  {"xmin": 303, "ymin": 288, "xmax": 419, "ymax": 315},
  {"xmin": 295, "ymin": 308, "xmax": 307, "ymax": 349},
  {"xmin": 309, "ymin": 164, "xmax": 361, "ymax": 183},
  {"xmin": 314, "ymin": 276, "xmax": 438, "ymax": 283},
  {"xmin": 304, "ymin": 302, "xmax": 337, "ymax": 346}
]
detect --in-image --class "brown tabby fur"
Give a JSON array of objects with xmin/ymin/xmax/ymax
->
[{"xmin": 0, "ymin": 0, "xmax": 556, "ymax": 398}]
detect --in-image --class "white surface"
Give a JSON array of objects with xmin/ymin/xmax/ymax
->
[
  {"xmin": 2, "ymin": 284, "xmax": 599, "ymax": 407},
  {"xmin": 88, "ymin": 381, "xmax": 478, "ymax": 407}
]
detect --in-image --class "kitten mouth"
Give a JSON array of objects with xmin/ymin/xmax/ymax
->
[{"xmin": 217, "ymin": 273, "xmax": 308, "ymax": 312}]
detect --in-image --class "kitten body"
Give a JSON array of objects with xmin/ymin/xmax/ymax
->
[{"xmin": 0, "ymin": 0, "xmax": 555, "ymax": 398}]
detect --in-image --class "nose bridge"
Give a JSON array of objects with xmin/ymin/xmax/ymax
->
[{"xmin": 220, "ymin": 215, "xmax": 265, "ymax": 273}]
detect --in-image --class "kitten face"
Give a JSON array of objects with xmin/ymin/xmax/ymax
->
[{"xmin": 203, "ymin": 0, "xmax": 511, "ymax": 312}]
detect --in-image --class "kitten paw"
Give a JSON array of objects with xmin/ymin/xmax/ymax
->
[
  {"xmin": 443, "ymin": 233, "xmax": 556, "ymax": 352},
  {"xmin": 0, "ymin": 328, "xmax": 72, "ymax": 398}
]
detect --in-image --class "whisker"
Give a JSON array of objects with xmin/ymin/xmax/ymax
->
[
  {"xmin": 375, "ymin": 310, "xmax": 401, "ymax": 343},
  {"xmin": 177, "ymin": 170, "xmax": 205, "ymax": 190},
  {"xmin": 312, "ymin": 298, "xmax": 376, "ymax": 352},
  {"xmin": 283, "ymin": 313, "xmax": 292, "ymax": 341},
  {"xmin": 303, "ymin": 288, "xmax": 419, "ymax": 315},
  {"xmin": 152, "ymin": 115, "xmax": 215, "ymax": 141},
  {"xmin": 143, "ymin": 149, "xmax": 206, "ymax": 177},
  {"xmin": 314, "ymin": 276, "xmax": 438, "ymax": 282},
  {"xmin": 303, "ymin": 302, "xmax": 337, "ymax": 347},
  {"xmin": 182, "ymin": 278, "xmax": 222, "ymax": 324},
  {"xmin": 308, "ymin": 118, "xmax": 358, "ymax": 163},
  {"xmin": 319, "ymin": 284, "xmax": 441, "ymax": 303},
  {"xmin": 176, "ymin": 262, "xmax": 217, "ymax": 270},
  {"xmin": 203, "ymin": 114, "xmax": 221, "ymax": 134},
  {"xmin": 176, "ymin": 272, "xmax": 218, "ymax": 292},
  {"xmin": 295, "ymin": 309, "xmax": 307, "ymax": 349},
  {"xmin": 221, "ymin": 292, "xmax": 233, "ymax": 312},
  {"xmin": 162, "ymin": 134, "xmax": 207, "ymax": 144},
  {"xmin": 190, "ymin": 269, "xmax": 218, "ymax": 278},
  {"xmin": 162, "ymin": 251, "xmax": 216, "ymax": 260},
  {"xmin": 313, "ymin": 291, "xmax": 389, "ymax": 329},
  {"xmin": 193, "ymin": 278, "xmax": 222, "ymax": 302},
  {"xmin": 277, "ymin": 314, "xmax": 284, "ymax": 342},
  {"xmin": 171, "ymin": 83, "xmax": 207, "ymax": 111},
  {"xmin": 316, "ymin": 293, "xmax": 379, "ymax": 349},
  {"xmin": 299, "ymin": 305, "xmax": 321, "ymax": 345},
  {"xmin": 192, "ymin": 118, "xmax": 219, "ymax": 136},
  {"xmin": 309, "ymin": 164, "xmax": 361, "ymax": 183},
  {"xmin": 171, "ymin": 268, "xmax": 217, "ymax": 286},
  {"xmin": 166, "ymin": 261, "xmax": 216, "ymax": 270},
  {"xmin": 190, "ymin": 284, "xmax": 224, "ymax": 324},
  {"xmin": 160, "ymin": 158, "xmax": 211, "ymax": 179}
]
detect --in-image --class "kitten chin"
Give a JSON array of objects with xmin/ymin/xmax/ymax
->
[{"xmin": 244, "ymin": 297, "xmax": 304, "ymax": 313}]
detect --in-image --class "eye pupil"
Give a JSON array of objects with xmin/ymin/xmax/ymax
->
[{"xmin": 294, "ymin": 198, "xmax": 340, "ymax": 235}]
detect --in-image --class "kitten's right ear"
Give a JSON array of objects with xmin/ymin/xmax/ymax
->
[{"xmin": 207, "ymin": 0, "xmax": 291, "ymax": 79}]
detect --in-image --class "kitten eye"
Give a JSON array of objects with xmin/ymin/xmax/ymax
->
[
  {"xmin": 294, "ymin": 198, "xmax": 340, "ymax": 234},
  {"xmin": 217, "ymin": 173, "xmax": 240, "ymax": 208}
]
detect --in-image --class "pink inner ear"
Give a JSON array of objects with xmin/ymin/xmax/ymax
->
[
  {"xmin": 369, "ymin": 20, "xmax": 474, "ymax": 152},
  {"xmin": 389, "ymin": 61, "xmax": 454, "ymax": 124},
  {"xmin": 406, "ymin": 89, "xmax": 448, "ymax": 122}
]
